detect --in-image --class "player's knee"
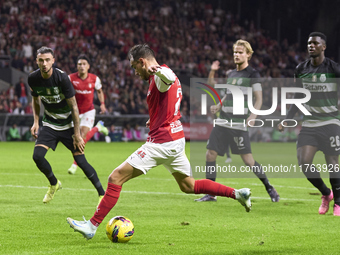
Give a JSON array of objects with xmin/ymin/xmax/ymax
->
[
  {"xmin": 81, "ymin": 133, "xmax": 87, "ymax": 141},
  {"xmin": 33, "ymin": 147, "xmax": 47, "ymax": 164},
  {"xmin": 180, "ymin": 186, "xmax": 192, "ymax": 194},
  {"xmin": 74, "ymin": 154, "xmax": 87, "ymax": 168},
  {"xmin": 297, "ymin": 155, "xmax": 309, "ymax": 166},
  {"xmin": 33, "ymin": 152, "xmax": 43, "ymax": 164},
  {"xmin": 246, "ymin": 160, "xmax": 256, "ymax": 167},
  {"xmin": 179, "ymin": 183, "xmax": 195, "ymax": 194},
  {"xmin": 108, "ymin": 172, "xmax": 116, "ymax": 184},
  {"xmin": 108, "ymin": 168, "xmax": 123, "ymax": 185},
  {"xmin": 327, "ymin": 156, "xmax": 338, "ymax": 165},
  {"xmin": 206, "ymin": 150, "xmax": 217, "ymax": 161}
]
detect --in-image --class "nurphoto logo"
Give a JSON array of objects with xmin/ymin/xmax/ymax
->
[{"xmin": 199, "ymin": 83, "xmax": 312, "ymax": 128}]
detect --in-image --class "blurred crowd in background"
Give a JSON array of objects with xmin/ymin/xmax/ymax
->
[{"xmin": 0, "ymin": 0, "xmax": 314, "ymax": 141}]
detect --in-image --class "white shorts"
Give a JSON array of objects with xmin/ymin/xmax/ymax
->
[
  {"xmin": 126, "ymin": 138, "xmax": 192, "ymax": 176},
  {"xmin": 79, "ymin": 109, "xmax": 96, "ymax": 129}
]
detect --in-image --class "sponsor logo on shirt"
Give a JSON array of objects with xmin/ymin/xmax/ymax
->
[
  {"xmin": 320, "ymin": 74, "xmax": 326, "ymax": 82},
  {"xmin": 303, "ymin": 84, "xmax": 327, "ymax": 91},
  {"xmin": 170, "ymin": 120, "xmax": 183, "ymax": 133},
  {"xmin": 75, "ymin": 89, "xmax": 92, "ymax": 94}
]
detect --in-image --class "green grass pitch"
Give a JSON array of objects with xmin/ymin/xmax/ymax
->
[{"xmin": 0, "ymin": 141, "xmax": 338, "ymax": 255}]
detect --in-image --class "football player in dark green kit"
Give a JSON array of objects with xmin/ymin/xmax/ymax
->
[
  {"xmin": 28, "ymin": 46, "xmax": 105, "ymax": 204},
  {"xmin": 280, "ymin": 32, "xmax": 340, "ymax": 216}
]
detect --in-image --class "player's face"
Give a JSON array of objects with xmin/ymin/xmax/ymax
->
[
  {"xmin": 130, "ymin": 59, "xmax": 149, "ymax": 81},
  {"xmin": 77, "ymin": 59, "xmax": 90, "ymax": 75},
  {"xmin": 307, "ymin": 36, "xmax": 326, "ymax": 58},
  {"xmin": 36, "ymin": 53, "xmax": 55, "ymax": 74},
  {"xmin": 233, "ymin": 46, "xmax": 249, "ymax": 65}
]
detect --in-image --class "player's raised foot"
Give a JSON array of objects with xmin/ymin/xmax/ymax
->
[
  {"xmin": 96, "ymin": 120, "xmax": 108, "ymax": 136},
  {"xmin": 194, "ymin": 194, "xmax": 217, "ymax": 202},
  {"xmin": 225, "ymin": 157, "xmax": 232, "ymax": 163},
  {"xmin": 235, "ymin": 188, "xmax": 251, "ymax": 212},
  {"xmin": 43, "ymin": 180, "xmax": 62, "ymax": 203},
  {"xmin": 68, "ymin": 164, "xmax": 77, "ymax": 175},
  {"xmin": 97, "ymin": 195, "xmax": 104, "ymax": 207},
  {"xmin": 266, "ymin": 186, "xmax": 280, "ymax": 202},
  {"xmin": 319, "ymin": 189, "xmax": 333, "ymax": 214},
  {"xmin": 67, "ymin": 217, "xmax": 97, "ymax": 240},
  {"xmin": 333, "ymin": 204, "xmax": 340, "ymax": 216}
]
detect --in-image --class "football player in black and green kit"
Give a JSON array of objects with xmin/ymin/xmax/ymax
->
[
  {"xmin": 28, "ymin": 46, "xmax": 105, "ymax": 204},
  {"xmin": 195, "ymin": 40, "xmax": 280, "ymax": 202},
  {"xmin": 280, "ymin": 32, "xmax": 340, "ymax": 216}
]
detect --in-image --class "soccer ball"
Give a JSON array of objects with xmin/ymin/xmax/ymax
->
[{"xmin": 106, "ymin": 216, "xmax": 134, "ymax": 243}]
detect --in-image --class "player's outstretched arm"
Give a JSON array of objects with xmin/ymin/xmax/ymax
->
[
  {"xmin": 66, "ymin": 96, "xmax": 85, "ymax": 153},
  {"xmin": 208, "ymin": 60, "xmax": 220, "ymax": 86},
  {"xmin": 31, "ymin": 96, "xmax": 40, "ymax": 139},
  {"xmin": 210, "ymin": 93, "xmax": 227, "ymax": 114}
]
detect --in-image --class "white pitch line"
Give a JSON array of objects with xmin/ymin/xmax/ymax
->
[
  {"xmin": 0, "ymin": 171, "xmax": 319, "ymax": 191},
  {"xmin": 141, "ymin": 177, "xmax": 318, "ymax": 190},
  {"xmin": 0, "ymin": 184, "xmax": 319, "ymax": 201}
]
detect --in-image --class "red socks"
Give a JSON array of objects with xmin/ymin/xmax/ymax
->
[
  {"xmin": 90, "ymin": 180, "xmax": 235, "ymax": 226},
  {"xmin": 85, "ymin": 126, "xmax": 99, "ymax": 143},
  {"xmin": 90, "ymin": 183, "xmax": 122, "ymax": 226},
  {"xmin": 194, "ymin": 179, "xmax": 235, "ymax": 199}
]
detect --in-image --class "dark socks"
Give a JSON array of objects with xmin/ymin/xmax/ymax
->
[
  {"xmin": 252, "ymin": 161, "xmax": 271, "ymax": 190},
  {"xmin": 330, "ymin": 177, "xmax": 340, "ymax": 206},
  {"xmin": 303, "ymin": 164, "xmax": 330, "ymax": 196},
  {"xmin": 33, "ymin": 146, "xmax": 57, "ymax": 185},
  {"xmin": 74, "ymin": 154, "xmax": 105, "ymax": 196}
]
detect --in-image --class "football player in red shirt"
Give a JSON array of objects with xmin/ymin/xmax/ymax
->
[
  {"xmin": 67, "ymin": 45, "xmax": 252, "ymax": 240},
  {"xmin": 67, "ymin": 54, "xmax": 108, "ymax": 174}
]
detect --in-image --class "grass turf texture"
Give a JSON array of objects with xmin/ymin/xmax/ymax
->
[{"xmin": 0, "ymin": 141, "xmax": 338, "ymax": 255}]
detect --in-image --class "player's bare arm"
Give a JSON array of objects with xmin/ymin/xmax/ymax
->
[
  {"xmin": 31, "ymin": 96, "xmax": 41, "ymax": 139},
  {"xmin": 66, "ymin": 96, "xmax": 85, "ymax": 153},
  {"xmin": 96, "ymin": 88, "xmax": 107, "ymax": 114},
  {"xmin": 210, "ymin": 94, "xmax": 227, "ymax": 114},
  {"xmin": 146, "ymin": 119, "xmax": 150, "ymax": 128},
  {"xmin": 247, "ymin": 90, "xmax": 262, "ymax": 127},
  {"xmin": 148, "ymin": 65, "xmax": 176, "ymax": 86},
  {"xmin": 208, "ymin": 60, "xmax": 220, "ymax": 86},
  {"xmin": 147, "ymin": 65, "xmax": 161, "ymax": 75}
]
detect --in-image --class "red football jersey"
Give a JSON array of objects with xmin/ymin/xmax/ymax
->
[
  {"xmin": 146, "ymin": 65, "xmax": 184, "ymax": 143},
  {"xmin": 69, "ymin": 73, "xmax": 102, "ymax": 114}
]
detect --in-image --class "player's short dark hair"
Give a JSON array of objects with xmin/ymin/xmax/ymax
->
[
  {"xmin": 309, "ymin": 32, "xmax": 327, "ymax": 43},
  {"xmin": 128, "ymin": 44, "xmax": 155, "ymax": 62},
  {"xmin": 37, "ymin": 46, "xmax": 54, "ymax": 57},
  {"xmin": 77, "ymin": 54, "xmax": 90, "ymax": 65}
]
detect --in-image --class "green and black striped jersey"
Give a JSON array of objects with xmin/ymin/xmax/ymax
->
[
  {"xmin": 215, "ymin": 65, "xmax": 262, "ymax": 131},
  {"xmin": 28, "ymin": 67, "xmax": 75, "ymax": 131},
  {"xmin": 295, "ymin": 57, "xmax": 340, "ymax": 127}
]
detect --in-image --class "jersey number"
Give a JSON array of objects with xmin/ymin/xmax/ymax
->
[
  {"xmin": 234, "ymin": 137, "xmax": 244, "ymax": 147},
  {"xmin": 330, "ymin": 136, "xmax": 340, "ymax": 147},
  {"xmin": 174, "ymin": 88, "xmax": 182, "ymax": 115}
]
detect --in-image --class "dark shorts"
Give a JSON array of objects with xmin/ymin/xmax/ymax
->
[
  {"xmin": 36, "ymin": 126, "xmax": 78, "ymax": 153},
  {"xmin": 297, "ymin": 124, "xmax": 340, "ymax": 155},
  {"xmin": 206, "ymin": 125, "xmax": 251, "ymax": 156}
]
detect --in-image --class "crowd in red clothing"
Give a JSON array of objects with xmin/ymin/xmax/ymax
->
[{"xmin": 0, "ymin": 0, "xmax": 309, "ymax": 117}]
